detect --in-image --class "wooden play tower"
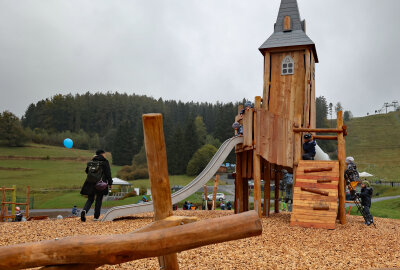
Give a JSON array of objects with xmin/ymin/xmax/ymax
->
[{"xmin": 234, "ymin": 0, "xmax": 347, "ymax": 229}]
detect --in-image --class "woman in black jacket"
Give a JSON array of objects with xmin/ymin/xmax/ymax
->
[{"xmin": 80, "ymin": 149, "xmax": 113, "ymax": 222}]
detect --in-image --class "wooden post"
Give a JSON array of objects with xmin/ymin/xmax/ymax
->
[
  {"xmin": 243, "ymin": 178, "xmax": 249, "ymax": 212},
  {"xmin": 274, "ymin": 165, "xmax": 280, "ymax": 213},
  {"xmin": 262, "ymin": 52, "xmax": 271, "ymax": 111},
  {"xmin": 1, "ymin": 187, "xmax": 5, "ymax": 222},
  {"xmin": 142, "ymin": 113, "xmax": 179, "ymax": 270},
  {"xmin": 203, "ymin": 185, "xmax": 208, "ymax": 210},
  {"xmin": 253, "ymin": 96, "xmax": 262, "ymax": 217},
  {"xmin": 11, "ymin": 185, "xmax": 16, "ymax": 217},
  {"xmin": 263, "ymin": 161, "xmax": 271, "ymax": 217},
  {"xmin": 235, "ymin": 153, "xmax": 244, "ymax": 213},
  {"xmin": 25, "ymin": 186, "xmax": 30, "ymax": 218},
  {"xmin": 337, "ymin": 111, "xmax": 346, "ymax": 224},
  {"xmin": 292, "ymin": 114, "xmax": 302, "ymax": 199},
  {"xmin": 212, "ymin": 175, "xmax": 219, "ymax": 210}
]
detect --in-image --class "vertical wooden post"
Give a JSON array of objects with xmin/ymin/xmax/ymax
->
[
  {"xmin": 142, "ymin": 113, "xmax": 179, "ymax": 270},
  {"xmin": 212, "ymin": 175, "xmax": 219, "ymax": 210},
  {"xmin": 243, "ymin": 178, "xmax": 249, "ymax": 212},
  {"xmin": 1, "ymin": 187, "xmax": 5, "ymax": 222},
  {"xmin": 25, "ymin": 186, "xmax": 30, "ymax": 219},
  {"xmin": 203, "ymin": 185, "xmax": 208, "ymax": 210},
  {"xmin": 337, "ymin": 111, "xmax": 346, "ymax": 224},
  {"xmin": 11, "ymin": 185, "xmax": 16, "ymax": 217},
  {"xmin": 292, "ymin": 114, "xmax": 302, "ymax": 200},
  {"xmin": 235, "ymin": 153, "xmax": 244, "ymax": 214},
  {"xmin": 253, "ymin": 96, "xmax": 262, "ymax": 217},
  {"xmin": 262, "ymin": 52, "xmax": 271, "ymax": 111},
  {"xmin": 274, "ymin": 165, "xmax": 280, "ymax": 213},
  {"xmin": 263, "ymin": 161, "xmax": 271, "ymax": 217}
]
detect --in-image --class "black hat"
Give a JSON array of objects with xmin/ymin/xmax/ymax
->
[
  {"xmin": 303, "ymin": 133, "xmax": 312, "ymax": 140},
  {"xmin": 96, "ymin": 149, "xmax": 105, "ymax": 155}
]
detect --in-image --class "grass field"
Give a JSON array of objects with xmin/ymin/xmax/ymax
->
[
  {"xmin": 346, "ymin": 110, "xmax": 400, "ymax": 182},
  {"xmin": 0, "ymin": 144, "xmax": 222, "ymax": 209},
  {"xmin": 348, "ymin": 198, "xmax": 400, "ymax": 219}
]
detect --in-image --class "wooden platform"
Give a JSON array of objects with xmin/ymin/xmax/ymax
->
[{"xmin": 290, "ymin": 160, "xmax": 339, "ymax": 229}]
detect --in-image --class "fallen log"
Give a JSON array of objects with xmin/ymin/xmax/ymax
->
[{"xmin": 0, "ymin": 211, "xmax": 262, "ymax": 270}]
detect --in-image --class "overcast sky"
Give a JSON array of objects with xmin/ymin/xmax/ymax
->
[{"xmin": 0, "ymin": 0, "xmax": 399, "ymax": 117}]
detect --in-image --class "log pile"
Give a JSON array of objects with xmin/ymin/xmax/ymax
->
[{"xmin": 0, "ymin": 211, "xmax": 399, "ymax": 270}]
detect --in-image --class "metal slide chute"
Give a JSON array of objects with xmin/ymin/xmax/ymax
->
[{"xmin": 101, "ymin": 136, "xmax": 243, "ymax": 221}]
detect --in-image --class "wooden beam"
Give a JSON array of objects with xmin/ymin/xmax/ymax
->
[
  {"xmin": 253, "ymin": 96, "xmax": 262, "ymax": 217},
  {"xmin": 301, "ymin": 187, "xmax": 329, "ymax": 196},
  {"xmin": 132, "ymin": 216, "xmax": 199, "ymax": 234},
  {"xmin": 203, "ymin": 185, "xmax": 208, "ymax": 210},
  {"xmin": 212, "ymin": 175, "xmax": 219, "ymax": 210},
  {"xmin": 317, "ymin": 179, "xmax": 332, "ymax": 183},
  {"xmin": 262, "ymin": 53, "xmax": 271, "ymax": 111},
  {"xmin": 0, "ymin": 211, "xmax": 262, "ymax": 270},
  {"xmin": 263, "ymin": 161, "xmax": 271, "ymax": 217},
  {"xmin": 143, "ymin": 113, "xmax": 179, "ymax": 270},
  {"xmin": 313, "ymin": 206, "xmax": 330, "ymax": 211},
  {"xmin": 293, "ymin": 128, "xmax": 343, "ymax": 133},
  {"xmin": 304, "ymin": 167, "xmax": 333, "ymax": 173},
  {"xmin": 235, "ymin": 153, "xmax": 244, "ymax": 213},
  {"xmin": 274, "ymin": 165, "xmax": 280, "ymax": 213},
  {"xmin": 312, "ymin": 135, "xmax": 337, "ymax": 140},
  {"xmin": 337, "ymin": 111, "xmax": 346, "ymax": 224}
]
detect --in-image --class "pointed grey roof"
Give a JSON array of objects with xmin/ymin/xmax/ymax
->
[{"xmin": 259, "ymin": 0, "xmax": 318, "ymax": 62}]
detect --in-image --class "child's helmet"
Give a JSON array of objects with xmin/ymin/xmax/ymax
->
[
  {"xmin": 303, "ymin": 133, "xmax": 312, "ymax": 139},
  {"xmin": 244, "ymin": 101, "xmax": 252, "ymax": 108},
  {"xmin": 232, "ymin": 122, "xmax": 241, "ymax": 129},
  {"xmin": 345, "ymin": 156, "xmax": 354, "ymax": 163}
]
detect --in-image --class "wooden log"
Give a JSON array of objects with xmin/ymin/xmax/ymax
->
[
  {"xmin": 26, "ymin": 186, "xmax": 30, "ymax": 219},
  {"xmin": 263, "ymin": 161, "xmax": 271, "ymax": 217},
  {"xmin": 293, "ymin": 128, "xmax": 343, "ymax": 133},
  {"xmin": 337, "ymin": 111, "xmax": 346, "ymax": 224},
  {"xmin": 301, "ymin": 187, "xmax": 329, "ymax": 196},
  {"xmin": 0, "ymin": 211, "xmax": 262, "ymax": 270},
  {"xmin": 235, "ymin": 153, "xmax": 244, "ymax": 213},
  {"xmin": 317, "ymin": 179, "xmax": 332, "ymax": 183},
  {"xmin": 41, "ymin": 264, "xmax": 98, "ymax": 270},
  {"xmin": 132, "ymin": 216, "xmax": 199, "ymax": 234},
  {"xmin": 212, "ymin": 175, "xmax": 219, "ymax": 210},
  {"xmin": 312, "ymin": 135, "xmax": 337, "ymax": 141},
  {"xmin": 313, "ymin": 205, "xmax": 330, "ymax": 211},
  {"xmin": 253, "ymin": 96, "xmax": 262, "ymax": 217},
  {"xmin": 142, "ymin": 113, "xmax": 178, "ymax": 270},
  {"xmin": 304, "ymin": 167, "xmax": 333, "ymax": 173}
]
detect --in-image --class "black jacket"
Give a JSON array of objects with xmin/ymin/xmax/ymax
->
[
  {"xmin": 359, "ymin": 186, "xmax": 373, "ymax": 208},
  {"xmin": 303, "ymin": 140, "xmax": 316, "ymax": 156},
  {"xmin": 80, "ymin": 155, "xmax": 113, "ymax": 196},
  {"xmin": 345, "ymin": 163, "xmax": 360, "ymax": 185}
]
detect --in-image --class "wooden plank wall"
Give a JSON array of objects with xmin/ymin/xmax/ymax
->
[
  {"xmin": 256, "ymin": 110, "xmax": 293, "ymax": 168},
  {"xmin": 290, "ymin": 161, "xmax": 339, "ymax": 229},
  {"xmin": 243, "ymin": 109, "xmax": 253, "ymax": 147}
]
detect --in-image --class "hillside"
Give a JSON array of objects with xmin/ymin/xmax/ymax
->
[{"xmin": 345, "ymin": 110, "xmax": 400, "ymax": 182}]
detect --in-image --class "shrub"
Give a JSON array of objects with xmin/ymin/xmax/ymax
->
[{"xmin": 186, "ymin": 144, "xmax": 218, "ymax": 176}]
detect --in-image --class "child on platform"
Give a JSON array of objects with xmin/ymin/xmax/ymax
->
[{"xmin": 302, "ymin": 133, "xmax": 316, "ymax": 160}]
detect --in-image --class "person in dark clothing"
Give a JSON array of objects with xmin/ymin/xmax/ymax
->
[
  {"xmin": 358, "ymin": 180, "xmax": 374, "ymax": 225},
  {"xmin": 302, "ymin": 133, "xmax": 316, "ymax": 160},
  {"xmin": 80, "ymin": 149, "xmax": 113, "ymax": 222},
  {"xmin": 226, "ymin": 201, "xmax": 232, "ymax": 210},
  {"xmin": 344, "ymin": 156, "xmax": 360, "ymax": 199}
]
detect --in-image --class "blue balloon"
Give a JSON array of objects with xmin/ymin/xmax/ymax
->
[{"xmin": 63, "ymin": 138, "xmax": 73, "ymax": 149}]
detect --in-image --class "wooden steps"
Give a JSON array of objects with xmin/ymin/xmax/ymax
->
[{"xmin": 290, "ymin": 160, "xmax": 339, "ymax": 229}]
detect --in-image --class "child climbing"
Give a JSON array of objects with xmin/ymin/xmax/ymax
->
[
  {"xmin": 358, "ymin": 180, "xmax": 374, "ymax": 226},
  {"xmin": 282, "ymin": 169, "xmax": 293, "ymax": 211},
  {"xmin": 232, "ymin": 122, "xmax": 243, "ymax": 136},
  {"xmin": 344, "ymin": 156, "xmax": 360, "ymax": 199},
  {"xmin": 302, "ymin": 133, "xmax": 316, "ymax": 160}
]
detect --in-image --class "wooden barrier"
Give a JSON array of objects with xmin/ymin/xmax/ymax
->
[{"xmin": 0, "ymin": 211, "xmax": 262, "ymax": 270}]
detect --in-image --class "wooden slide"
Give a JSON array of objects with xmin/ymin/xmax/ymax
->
[
  {"xmin": 101, "ymin": 136, "xmax": 244, "ymax": 221},
  {"xmin": 290, "ymin": 160, "xmax": 339, "ymax": 229}
]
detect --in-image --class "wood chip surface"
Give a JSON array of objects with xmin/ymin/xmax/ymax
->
[{"xmin": 1, "ymin": 211, "xmax": 399, "ymax": 269}]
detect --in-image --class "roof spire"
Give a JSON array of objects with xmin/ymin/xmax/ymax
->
[{"xmin": 259, "ymin": 0, "xmax": 318, "ymax": 62}]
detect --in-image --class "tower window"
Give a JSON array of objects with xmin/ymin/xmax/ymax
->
[
  {"xmin": 284, "ymin": 16, "xmax": 291, "ymax": 31},
  {"xmin": 282, "ymin": 56, "xmax": 294, "ymax": 75}
]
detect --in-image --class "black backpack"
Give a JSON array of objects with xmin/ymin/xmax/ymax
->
[{"xmin": 86, "ymin": 160, "xmax": 103, "ymax": 183}]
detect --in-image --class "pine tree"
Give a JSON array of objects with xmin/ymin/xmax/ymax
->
[
  {"xmin": 194, "ymin": 116, "xmax": 207, "ymax": 145},
  {"xmin": 0, "ymin": 111, "xmax": 28, "ymax": 147},
  {"xmin": 112, "ymin": 120, "xmax": 135, "ymax": 165}
]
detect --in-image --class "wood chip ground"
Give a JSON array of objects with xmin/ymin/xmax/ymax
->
[{"xmin": 1, "ymin": 211, "xmax": 399, "ymax": 269}]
